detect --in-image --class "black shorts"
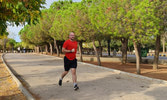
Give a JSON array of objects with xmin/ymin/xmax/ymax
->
[{"xmin": 64, "ymin": 56, "xmax": 77, "ymax": 71}]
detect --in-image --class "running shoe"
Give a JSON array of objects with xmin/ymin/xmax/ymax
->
[
  {"xmin": 74, "ymin": 84, "xmax": 79, "ymax": 91},
  {"xmin": 59, "ymin": 79, "xmax": 62, "ymax": 86}
]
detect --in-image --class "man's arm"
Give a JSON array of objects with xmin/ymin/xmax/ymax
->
[{"xmin": 62, "ymin": 48, "xmax": 75, "ymax": 53}]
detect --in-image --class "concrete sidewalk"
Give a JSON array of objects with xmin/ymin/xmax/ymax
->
[{"xmin": 4, "ymin": 53, "xmax": 167, "ymax": 100}]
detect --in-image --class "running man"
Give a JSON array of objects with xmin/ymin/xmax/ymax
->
[{"xmin": 58, "ymin": 32, "xmax": 79, "ymax": 91}]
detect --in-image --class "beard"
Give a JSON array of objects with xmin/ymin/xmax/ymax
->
[{"xmin": 70, "ymin": 37, "xmax": 75, "ymax": 40}]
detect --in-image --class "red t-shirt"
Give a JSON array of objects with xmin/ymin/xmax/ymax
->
[{"xmin": 63, "ymin": 39, "xmax": 78, "ymax": 60}]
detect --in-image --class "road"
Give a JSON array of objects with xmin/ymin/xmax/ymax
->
[{"xmin": 4, "ymin": 53, "xmax": 167, "ymax": 100}]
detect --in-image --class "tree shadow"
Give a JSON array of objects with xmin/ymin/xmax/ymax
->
[
  {"xmin": 29, "ymin": 73, "xmax": 164, "ymax": 100},
  {"xmin": 145, "ymin": 85, "xmax": 167, "ymax": 100}
]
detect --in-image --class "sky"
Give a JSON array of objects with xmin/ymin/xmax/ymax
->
[{"xmin": 7, "ymin": 0, "xmax": 81, "ymax": 42}]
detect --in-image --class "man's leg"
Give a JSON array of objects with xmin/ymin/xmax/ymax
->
[
  {"xmin": 59, "ymin": 56, "xmax": 70, "ymax": 86},
  {"xmin": 71, "ymin": 68, "xmax": 79, "ymax": 90},
  {"xmin": 71, "ymin": 68, "xmax": 77, "ymax": 83},
  {"xmin": 59, "ymin": 71, "xmax": 68, "ymax": 86},
  {"xmin": 61, "ymin": 71, "xmax": 69, "ymax": 79}
]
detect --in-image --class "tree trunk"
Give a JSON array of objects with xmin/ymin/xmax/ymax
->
[
  {"xmin": 107, "ymin": 40, "xmax": 111, "ymax": 56},
  {"xmin": 98, "ymin": 40, "xmax": 103, "ymax": 57},
  {"xmin": 121, "ymin": 38, "xmax": 128, "ymax": 64},
  {"xmin": 153, "ymin": 35, "xmax": 160, "ymax": 70},
  {"xmin": 45, "ymin": 45, "xmax": 48, "ymax": 54},
  {"xmin": 93, "ymin": 40, "xmax": 101, "ymax": 66},
  {"xmin": 60, "ymin": 45, "xmax": 63, "ymax": 54},
  {"xmin": 37, "ymin": 46, "xmax": 40, "ymax": 53},
  {"xmin": 137, "ymin": 43, "xmax": 142, "ymax": 63},
  {"xmin": 54, "ymin": 39, "xmax": 60, "ymax": 56},
  {"xmin": 34, "ymin": 47, "xmax": 36, "ymax": 53},
  {"xmin": 49, "ymin": 42, "xmax": 53, "ymax": 55},
  {"xmin": 79, "ymin": 41, "xmax": 83, "ymax": 62},
  {"xmin": 12, "ymin": 45, "xmax": 14, "ymax": 53},
  {"xmin": 3, "ymin": 39, "xmax": 7, "ymax": 53},
  {"xmin": 40, "ymin": 46, "xmax": 43, "ymax": 54},
  {"xmin": 162, "ymin": 36, "xmax": 165, "ymax": 54},
  {"xmin": 133, "ymin": 41, "xmax": 140, "ymax": 74}
]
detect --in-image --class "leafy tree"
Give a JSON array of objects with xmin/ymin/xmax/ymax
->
[
  {"xmin": 0, "ymin": 31, "xmax": 8, "ymax": 52},
  {"xmin": 0, "ymin": 31, "xmax": 8, "ymax": 39},
  {"xmin": 87, "ymin": 0, "xmax": 161, "ymax": 74},
  {"xmin": 38, "ymin": 10, "xmax": 54, "ymax": 55},
  {"xmin": 49, "ymin": 0, "xmax": 73, "ymax": 56},
  {"xmin": 63, "ymin": 2, "xmax": 91, "ymax": 61},
  {"xmin": 88, "ymin": 0, "xmax": 130, "ymax": 63},
  {"xmin": 153, "ymin": 0, "xmax": 167, "ymax": 69},
  {"xmin": 19, "ymin": 24, "xmax": 46, "ymax": 53},
  {"xmin": 6, "ymin": 38, "xmax": 16, "ymax": 52},
  {"xmin": 0, "ymin": 0, "xmax": 45, "ymax": 34},
  {"xmin": 125, "ymin": 0, "xmax": 160, "ymax": 74}
]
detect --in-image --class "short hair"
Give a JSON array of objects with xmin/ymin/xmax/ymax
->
[{"xmin": 69, "ymin": 32, "xmax": 74, "ymax": 35}]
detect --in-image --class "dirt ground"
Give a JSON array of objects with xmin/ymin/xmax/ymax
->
[
  {"xmin": 0, "ymin": 54, "xmax": 26, "ymax": 100},
  {"xmin": 84, "ymin": 61, "xmax": 167, "ymax": 81}
]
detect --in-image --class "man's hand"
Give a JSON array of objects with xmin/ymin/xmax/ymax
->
[
  {"xmin": 71, "ymin": 48, "xmax": 75, "ymax": 52},
  {"xmin": 62, "ymin": 48, "xmax": 75, "ymax": 53}
]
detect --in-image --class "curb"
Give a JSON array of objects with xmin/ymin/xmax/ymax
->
[
  {"xmin": 40, "ymin": 54, "xmax": 167, "ymax": 84},
  {"xmin": 1, "ymin": 53, "xmax": 35, "ymax": 100}
]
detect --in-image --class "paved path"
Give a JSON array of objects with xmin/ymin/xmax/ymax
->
[{"xmin": 4, "ymin": 53, "xmax": 167, "ymax": 100}]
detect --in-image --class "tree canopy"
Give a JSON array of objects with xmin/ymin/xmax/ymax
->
[{"xmin": 0, "ymin": 0, "xmax": 45, "ymax": 35}]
